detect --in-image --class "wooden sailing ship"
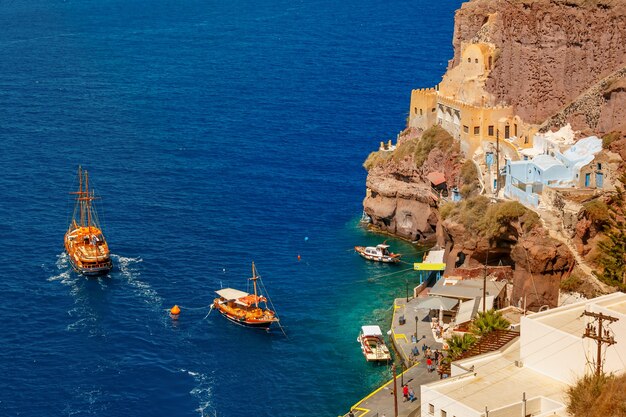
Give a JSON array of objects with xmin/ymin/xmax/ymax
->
[
  {"xmin": 213, "ymin": 262, "xmax": 279, "ymax": 330},
  {"xmin": 64, "ymin": 167, "xmax": 112, "ymax": 276}
]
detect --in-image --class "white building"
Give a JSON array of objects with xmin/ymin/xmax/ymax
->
[{"xmin": 421, "ymin": 292, "xmax": 626, "ymax": 417}]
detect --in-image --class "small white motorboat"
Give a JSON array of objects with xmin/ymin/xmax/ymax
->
[
  {"xmin": 354, "ymin": 244, "xmax": 401, "ymax": 263},
  {"xmin": 357, "ymin": 325, "xmax": 391, "ymax": 362}
]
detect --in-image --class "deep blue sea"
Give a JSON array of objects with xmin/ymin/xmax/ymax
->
[{"xmin": 0, "ymin": 1, "xmax": 461, "ymax": 415}]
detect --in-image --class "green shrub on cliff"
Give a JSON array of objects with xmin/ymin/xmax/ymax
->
[
  {"xmin": 459, "ymin": 160, "xmax": 480, "ymax": 198},
  {"xmin": 596, "ymin": 174, "xmax": 626, "ymax": 290},
  {"xmin": 602, "ymin": 131, "xmax": 621, "ymax": 149},
  {"xmin": 362, "ymin": 125, "xmax": 459, "ymax": 171},
  {"xmin": 439, "ymin": 202, "xmax": 456, "ymax": 220},
  {"xmin": 392, "ymin": 125, "xmax": 458, "ymax": 167},
  {"xmin": 583, "ymin": 199, "xmax": 610, "ymax": 225},
  {"xmin": 363, "ymin": 150, "xmax": 392, "ymax": 171},
  {"xmin": 478, "ymin": 200, "xmax": 540, "ymax": 239},
  {"xmin": 441, "ymin": 197, "xmax": 539, "ymax": 239}
]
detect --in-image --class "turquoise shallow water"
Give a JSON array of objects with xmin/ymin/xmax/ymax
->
[{"xmin": 0, "ymin": 0, "xmax": 461, "ymax": 415}]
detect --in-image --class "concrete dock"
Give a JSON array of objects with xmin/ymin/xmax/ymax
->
[{"xmin": 342, "ymin": 295, "xmax": 443, "ymax": 417}]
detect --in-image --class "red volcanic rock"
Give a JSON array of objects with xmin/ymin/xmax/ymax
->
[
  {"xmin": 452, "ymin": 0, "xmax": 626, "ymax": 133},
  {"xmin": 363, "ymin": 175, "xmax": 439, "ymax": 242},
  {"xmin": 439, "ymin": 216, "xmax": 574, "ymax": 309},
  {"xmin": 363, "ymin": 126, "xmax": 464, "ymax": 242}
]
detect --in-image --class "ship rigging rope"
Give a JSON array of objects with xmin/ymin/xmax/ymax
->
[
  {"xmin": 167, "ymin": 304, "xmax": 214, "ymax": 311},
  {"xmin": 358, "ymin": 266, "xmax": 415, "ymax": 282},
  {"xmin": 255, "ymin": 267, "xmax": 289, "ymax": 339}
]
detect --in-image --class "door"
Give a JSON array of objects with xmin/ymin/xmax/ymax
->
[
  {"xmin": 585, "ymin": 173, "xmax": 591, "ymax": 187},
  {"xmin": 596, "ymin": 172, "xmax": 604, "ymax": 188}
]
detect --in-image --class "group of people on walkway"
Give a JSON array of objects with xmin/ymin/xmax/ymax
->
[{"xmin": 425, "ymin": 347, "xmax": 443, "ymax": 373}]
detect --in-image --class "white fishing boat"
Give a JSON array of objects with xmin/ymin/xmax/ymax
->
[
  {"xmin": 357, "ymin": 325, "xmax": 391, "ymax": 362},
  {"xmin": 354, "ymin": 244, "xmax": 401, "ymax": 263}
]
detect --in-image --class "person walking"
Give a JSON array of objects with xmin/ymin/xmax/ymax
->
[
  {"xmin": 426, "ymin": 357, "xmax": 433, "ymax": 372},
  {"xmin": 402, "ymin": 384, "xmax": 409, "ymax": 402}
]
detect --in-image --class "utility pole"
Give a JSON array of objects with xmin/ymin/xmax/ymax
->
[
  {"xmin": 582, "ymin": 310, "xmax": 619, "ymax": 376},
  {"xmin": 483, "ymin": 249, "xmax": 489, "ymax": 314},
  {"xmin": 406, "ymin": 278, "xmax": 409, "ymax": 302},
  {"xmin": 392, "ymin": 363, "xmax": 399, "ymax": 417}
]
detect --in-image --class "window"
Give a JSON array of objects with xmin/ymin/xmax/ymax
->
[
  {"xmin": 475, "ymin": 58, "xmax": 478, "ymax": 63},
  {"xmin": 420, "ymin": 109, "xmax": 423, "ymax": 116},
  {"xmin": 414, "ymin": 107, "xmax": 417, "ymax": 114},
  {"xmin": 488, "ymin": 56, "xmax": 492, "ymax": 70},
  {"xmin": 597, "ymin": 163, "xmax": 602, "ymax": 170},
  {"xmin": 514, "ymin": 124, "xmax": 518, "ymax": 137},
  {"xmin": 463, "ymin": 125, "xmax": 469, "ymax": 133},
  {"xmin": 488, "ymin": 125, "xmax": 494, "ymax": 136},
  {"xmin": 505, "ymin": 125, "xmax": 510, "ymax": 139},
  {"xmin": 429, "ymin": 404, "xmax": 435, "ymax": 414},
  {"xmin": 441, "ymin": 411, "xmax": 447, "ymax": 417},
  {"xmin": 467, "ymin": 58, "xmax": 471, "ymax": 63},
  {"xmin": 524, "ymin": 136, "xmax": 529, "ymax": 144},
  {"xmin": 432, "ymin": 108, "xmax": 436, "ymax": 112},
  {"xmin": 474, "ymin": 126, "xmax": 480, "ymax": 135}
]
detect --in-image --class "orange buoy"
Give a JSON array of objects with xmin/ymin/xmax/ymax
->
[
  {"xmin": 170, "ymin": 305, "xmax": 181, "ymax": 319},
  {"xmin": 297, "ymin": 254, "xmax": 301, "ymax": 261}
]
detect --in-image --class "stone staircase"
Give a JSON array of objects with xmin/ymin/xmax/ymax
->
[{"xmin": 536, "ymin": 206, "xmax": 611, "ymax": 293}]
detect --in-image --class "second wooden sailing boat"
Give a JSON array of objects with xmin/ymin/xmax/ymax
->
[
  {"xmin": 213, "ymin": 262, "xmax": 279, "ymax": 330},
  {"xmin": 64, "ymin": 167, "xmax": 113, "ymax": 276}
]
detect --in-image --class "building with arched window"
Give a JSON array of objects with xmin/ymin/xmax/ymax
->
[{"xmin": 408, "ymin": 42, "xmax": 537, "ymax": 159}]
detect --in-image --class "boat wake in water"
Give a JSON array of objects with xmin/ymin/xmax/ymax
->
[
  {"xmin": 112, "ymin": 254, "xmax": 164, "ymax": 310},
  {"xmin": 180, "ymin": 368, "xmax": 215, "ymax": 417},
  {"xmin": 46, "ymin": 253, "xmax": 104, "ymax": 335},
  {"xmin": 47, "ymin": 252, "xmax": 73, "ymax": 285}
]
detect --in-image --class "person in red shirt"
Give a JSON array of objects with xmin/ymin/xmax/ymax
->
[
  {"xmin": 402, "ymin": 384, "xmax": 409, "ymax": 402},
  {"xmin": 426, "ymin": 358, "xmax": 433, "ymax": 372}
]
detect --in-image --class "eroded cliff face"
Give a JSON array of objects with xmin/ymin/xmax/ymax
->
[
  {"xmin": 363, "ymin": 127, "xmax": 464, "ymax": 242},
  {"xmin": 439, "ymin": 215, "xmax": 574, "ymax": 308},
  {"xmin": 453, "ymin": 0, "xmax": 626, "ymax": 133}
]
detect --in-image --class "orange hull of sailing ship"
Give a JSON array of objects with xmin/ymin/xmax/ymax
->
[
  {"xmin": 64, "ymin": 167, "xmax": 113, "ymax": 276},
  {"xmin": 213, "ymin": 262, "xmax": 279, "ymax": 330}
]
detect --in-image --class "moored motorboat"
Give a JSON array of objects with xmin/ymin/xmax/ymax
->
[
  {"xmin": 354, "ymin": 244, "xmax": 401, "ymax": 263},
  {"xmin": 357, "ymin": 325, "xmax": 391, "ymax": 362},
  {"xmin": 64, "ymin": 167, "xmax": 112, "ymax": 276},
  {"xmin": 213, "ymin": 262, "xmax": 279, "ymax": 330}
]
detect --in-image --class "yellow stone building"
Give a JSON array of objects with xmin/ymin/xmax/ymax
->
[{"xmin": 408, "ymin": 42, "xmax": 538, "ymax": 160}]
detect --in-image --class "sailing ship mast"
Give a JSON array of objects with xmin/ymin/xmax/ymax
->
[
  {"xmin": 251, "ymin": 261, "xmax": 260, "ymax": 308},
  {"xmin": 64, "ymin": 166, "xmax": 112, "ymax": 276},
  {"xmin": 72, "ymin": 166, "xmax": 97, "ymax": 229}
]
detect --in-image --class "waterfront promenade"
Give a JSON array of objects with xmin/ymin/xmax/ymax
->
[{"xmin": 343, "ymin": 295, "xmax": 443, "ymax": 417}]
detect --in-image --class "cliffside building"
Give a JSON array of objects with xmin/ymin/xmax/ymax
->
[
  {"xmin": 504, "ymin": 135, "xmax": 604, "ymax": 207},
  {"xmin": 408, "ymin": 42, "xmax": 537, "ymax": 161},
  {"xmin": 420, "ymin": 292, "xmax": 626, "ymax": 417}
]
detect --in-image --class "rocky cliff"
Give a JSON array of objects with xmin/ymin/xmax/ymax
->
[
  {"xmin": 363, "ymin": 126, "xmax": 467, "ymax": 242},
  {"xmin": 452, "ymin": 0, "xmax": 626, "ymax": 133},
  {"xmin": 438, "ymin": 197, "xmax": 574, "ymax": 308}
]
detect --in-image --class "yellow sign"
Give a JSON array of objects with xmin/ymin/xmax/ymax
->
[{"xmin": 413, "ymin": 262, "xmax": 446, "ymax": 271}]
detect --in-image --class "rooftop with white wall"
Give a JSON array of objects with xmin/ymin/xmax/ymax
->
[{"xmin": 420, "ymin": 292, "xmax": 626, "ymax": 417}]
